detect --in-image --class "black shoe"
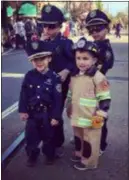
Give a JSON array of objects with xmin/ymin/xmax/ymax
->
[
  {"xmin": 26, "ymin": 157, "xmax": 37, "ymax": 167},
  {"xmin": 70, "ymin": 155, "xmax": 81, "ymax": 162},
  {"xmin": 45, "ymin": 157, "xmax": 55, "ymax": 165}
]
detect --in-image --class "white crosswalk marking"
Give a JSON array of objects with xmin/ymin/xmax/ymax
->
[
  {"xmin": 2, "ymin": 102, "xmax": 18, "ymax": 120},
  {"xmin": 2, "ymin": 73, "xmax": 25, "ymax": 78}
]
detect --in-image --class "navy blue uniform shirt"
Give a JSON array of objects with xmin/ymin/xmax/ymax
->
[
  {"xmin": 18, "ymin": 69, "xmax": 62, "ymax": 121},
  {"xmin": 95, "ymin": 39, "xmax": 114, "ymax": 74},
  {"xmin": 43, "ymin": 32, "xmax": 75, "ymax": 73}
]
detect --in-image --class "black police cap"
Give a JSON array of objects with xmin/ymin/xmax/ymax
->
[
  {"xmin": 85, "ymin": 9, "xmax": 111, "ymax": 27},
  {"xmin": 38, "ymin": 5, "xmax": 65, "ymax": 24},
  {"xmin": 73, "ymin": 37, "xmax": 99, "ymax": 55},
  {"xmin": 26, "ymin": 41, "xmax": 55, "ymax": 61}
]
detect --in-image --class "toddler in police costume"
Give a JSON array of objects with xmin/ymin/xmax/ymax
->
[
  {"xmin": 19, "ymin": 42, "xmax": 62, "ymax": 167},
  {"xmin": 85, "ymin": 9, "xmax": 114, "ymax": 155},
  {"xmin": 66, "ymin": 38, "xmax": 111, "ymax": 170}
]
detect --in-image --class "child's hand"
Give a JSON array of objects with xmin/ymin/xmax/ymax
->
[
  {"xmin": 58, "ymin": 69, "xmax": 70, "ymax": 82},
  {"xmin": 19, "ymin": 113, "xmax": 29, "ymax": 121},
  {"xmin": 51, "ymin": 119, "xmax": 59, "ymax": 126}
]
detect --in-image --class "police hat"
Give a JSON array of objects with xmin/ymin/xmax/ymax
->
[
  {"xmin": 85, "ymin": 9, "xmax": 111, "ymax": 27},
  {"xmin": 28, "ymin": 51, "xmax": 52, "ymax": 61},
  {"xmin": 26, "ymin": 41, "xmax": 54, "ymax": 61},
  {"xmin": 73, "ymin": 37, "xmax": 99, "ymax": 57},
  {"xmin": 38, "ymin": 5, "xmax": 65, "ymax": 24}
]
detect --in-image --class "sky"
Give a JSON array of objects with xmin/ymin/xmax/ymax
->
[{"xmin": 102, "ymin": 1, "xmax": 128, "ymax": 16}]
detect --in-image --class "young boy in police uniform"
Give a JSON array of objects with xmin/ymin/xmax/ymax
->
[
  {"xmin": 37, "ymin": 5, "xmax": 75, "ymax": 155},
  {"xmin": 19, "ymin": 42, "xmax": 62, "ymax": 166},
  {"xmin": 85, "ymin": 9, "xmax": 114, "ymax": 155}
]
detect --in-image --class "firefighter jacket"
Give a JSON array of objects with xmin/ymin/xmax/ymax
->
[{"xmin": 67, "ymin": 67, "xmax": 111, "ymax": 128}]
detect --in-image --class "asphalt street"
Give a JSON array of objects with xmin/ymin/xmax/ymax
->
[{"xmin": 2, "ymin": 41, "xmax": 128, "ymax": 180}]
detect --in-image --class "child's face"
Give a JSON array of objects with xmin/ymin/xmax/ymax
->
[
  {"xmin": 87, "ymin": 25, "xmax": 108, "ymax": 41},
  {"xmin": 32, "ymin": 56, "xmax": 51, "ymax": 72},
  {"xmin": 43, "ymin": 24, "xmax": 61, "ymax": 38},
  {"xmin": 75, "ymin": 51, "xmax": 97, "ymax": 73}
]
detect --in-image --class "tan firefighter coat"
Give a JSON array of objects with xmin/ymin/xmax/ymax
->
[{"xmin": 67, "ymin": 70, "xmax": 111, "ymax": 128}]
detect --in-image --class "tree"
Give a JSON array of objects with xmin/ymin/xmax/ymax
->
[{"xmin": 95, "ymin": 1, "xmax": 103, "ymax": 11}]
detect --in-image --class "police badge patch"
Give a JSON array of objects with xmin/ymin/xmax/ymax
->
[
  {"xmin": 56, "ymin": 84, "xmax": 62, "ymax": 92},
  {"xmin": 45, "ymin": 5, "xmax": 52, "ymax": 13},
  {"xmin": 105, "ymin": 51, "xmax": 111, "ymax": 60},
  {"xmin": 90, "ymin": 10, "xmax": 96, "ymax": 18},
  {"xmin": 31, "ymin": 42, "xmax": 39, "ymax": 50}
]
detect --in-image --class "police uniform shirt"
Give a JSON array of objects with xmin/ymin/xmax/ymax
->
[
  {"xmin": 42, "ymin": 32, "xmax": 75, "ymax": 73},
  {"xmin": 95, "ymin": 39, "xmax": 114, "ymax": 74},
  {"xmin": 18, "ymin": 69, "xmax": 62, "ymax": 121}
]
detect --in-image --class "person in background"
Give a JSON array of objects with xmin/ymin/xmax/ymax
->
[{"xmin": 13, "ymin": 17, "xmax": 26, "ymax": 49}]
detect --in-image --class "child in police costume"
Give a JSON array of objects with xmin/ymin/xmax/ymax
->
[
  {"xmin": 66, "ymin": 38, "xmax": 111, "ymax": 170},
  {"xmin": 85, "ymin": 9, "xmax": 114, "ymax": 155},
  {"xmin": 36, "ymin": 5, "xmax": 75, "ymax": 154},
  {"xmin": 19, "ymin": 42, "xmax": 62, "ymax": 166}
]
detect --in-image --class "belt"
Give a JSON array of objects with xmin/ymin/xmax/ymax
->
[{"xmin": 27, "ymin": 104, "xmax": 49, "ymax": 112}]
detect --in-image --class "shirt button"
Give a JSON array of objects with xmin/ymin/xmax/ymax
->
[
  {"xmin": 37, "ymin": 85, "xmax": 40, "ymax": 88},
  {"xmin": 37, "ymin": 96, "xmax": 40, "ymax": 99}
]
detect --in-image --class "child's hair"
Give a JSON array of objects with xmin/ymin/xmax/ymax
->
[{"xmin": 75, "ymin": 48, "xmax": 98, "ymax": 59}]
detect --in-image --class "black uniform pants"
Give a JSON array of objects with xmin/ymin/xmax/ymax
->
[
  {"xmin": 25, "ymin": 114, "xmax": 56, "ymax": 160},
  {"xmin": 100, "ymin": 118, "xmax": 108, "ymax": 151}
]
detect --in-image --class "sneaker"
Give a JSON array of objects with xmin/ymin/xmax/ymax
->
[
  {"xmin": 70, "ymin": 155, "xmax": 81, "ymax": 162},
  {"xmin": 26, "ymin": 157, "xmax": 37, "ymax": 167},
  {"xmin": 99, "ymin": 150, "xmax": 104, "ymax": 156},
  {"xmin": 56, "ymin": 147, "xmax": 64, "ymax": 158},
  {"xmin": 74, "ymin": 162, "xmax": 97, "ymax": 171}
]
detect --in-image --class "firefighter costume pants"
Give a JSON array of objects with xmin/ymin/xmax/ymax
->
[{"xmin": 73, "ymin": 126, "xmax": 101, "ymax": 168}]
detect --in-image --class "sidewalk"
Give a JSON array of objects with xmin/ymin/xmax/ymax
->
[{"xmin": 2, "ymin": 44, "xmax": 128, "ymax": 180}]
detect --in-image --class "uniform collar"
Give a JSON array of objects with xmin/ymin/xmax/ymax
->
[
  {"xmin": 95, "ymin": 39, "xmax": 110, "ymax": 44},
  {"xmin": 71, "ymin": 66, "xmax": 97, "ymax": 77},
  {"xmin": 34, "ymin": 68, "xmax": 53, "ymax": 78},
  {"xmin": 50, "ymin": 32, "xmax": 61, "ymax": 41}
]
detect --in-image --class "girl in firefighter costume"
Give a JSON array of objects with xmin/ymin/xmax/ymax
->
[{"xmin": 66, "ymin": 37, "xmax": 111, "ymax": 170}]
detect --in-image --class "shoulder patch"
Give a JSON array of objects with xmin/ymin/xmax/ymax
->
[
  {"xmin": 106, "ymin": 50, "xmax": 112, "ymax": 60},
  {"xmin": 56, "ymin": 84, "xmax": 62, "ymax": 92}
]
